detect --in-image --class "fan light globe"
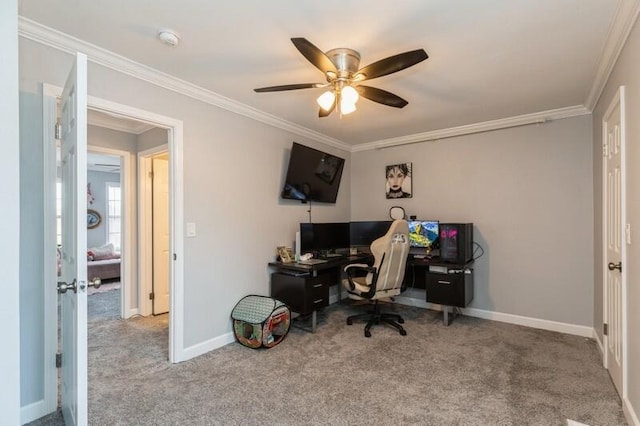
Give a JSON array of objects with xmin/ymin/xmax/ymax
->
[
  {"xmin": 340, "ymin": 99, "xmax": 357, "ymax": 115},
  {"xmin": 317, "ymin": 91, "xmax": 336, "ymax": 111},
  {"xmin": 341, "ymin": 85, "xmax": 359, "ymax": 104}
]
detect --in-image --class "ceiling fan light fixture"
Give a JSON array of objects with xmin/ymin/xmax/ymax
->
[
  {"xmin": 340, "ymin": 98, "xmax": 357, "ymax": 115},
  {"xmin": 317, "ymin": 90, "xmax": 336, "ymax": 111},
  {"xmin": 341, "ymin": 85, "xmax": 359, "ymax": 104}
]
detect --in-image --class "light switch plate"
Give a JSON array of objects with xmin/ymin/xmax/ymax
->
[{"xmin": 186, "ymin": 222, "xmax": 196, "ymax": 237}]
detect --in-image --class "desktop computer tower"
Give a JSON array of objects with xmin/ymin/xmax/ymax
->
[{"xmin": 439, "ymin": 223, "xmax": 474, "ymax": 264}]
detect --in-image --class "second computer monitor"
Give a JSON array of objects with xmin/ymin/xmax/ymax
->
[{"xmin": 300, "ymin": 222, "xmax": 350, "ymax": 253}]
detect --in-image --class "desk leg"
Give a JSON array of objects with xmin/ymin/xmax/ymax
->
[
  {"xmin": 311, "ymin": 310, "xmax": 317, "ymax": 333},
  {"xmin": 442, "ymin": 306, "xmax": 460, "ymax": 326}
]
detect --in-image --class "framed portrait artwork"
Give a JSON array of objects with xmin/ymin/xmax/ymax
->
[{"xmin": 385, "ymin": 163, "xmax": 412, "ymax": 199}]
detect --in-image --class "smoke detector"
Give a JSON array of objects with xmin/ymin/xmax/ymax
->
[{"xmin": 157, "ymin": 29, "xmax": 180, "ymax": 47}]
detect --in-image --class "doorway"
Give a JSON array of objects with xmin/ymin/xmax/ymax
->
[{"xmin": 42, "ymin": 83, "xmax": 186, "ymax": 419}]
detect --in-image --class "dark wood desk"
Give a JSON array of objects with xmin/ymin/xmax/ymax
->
[
  {"xmin": 408, "ymin": 256, "xmax": 474, "ymax": 325},
  {"xmin": 268, "ymin": 254, "xmax": 371, "ymax": 332}
]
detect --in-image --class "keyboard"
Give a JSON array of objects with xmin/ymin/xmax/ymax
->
[{"xmin": 296, "ymin": 258, "xmax": 327, "ymax": 265}]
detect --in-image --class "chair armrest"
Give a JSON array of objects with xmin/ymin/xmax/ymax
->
[
  {"xmin": 343, "ymin": 263, "xmax": 377, "ymax": 292},
  {"xmin": 343, "ymin": 263, "xmax": 373, "ymax": 273}
]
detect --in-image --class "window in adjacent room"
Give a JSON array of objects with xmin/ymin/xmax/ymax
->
[{"xmin": 106, "ymin": 182, "xmax": 121, "ymax": 252}]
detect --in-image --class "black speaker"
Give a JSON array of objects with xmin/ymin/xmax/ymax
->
[{"xmin": 439, "ymin": 223, "xmax": 474, "ymax": 264}]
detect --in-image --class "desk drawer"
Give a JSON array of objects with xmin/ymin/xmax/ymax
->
[
  {"xmin": 425, "ymin": 270, "xmax": 473, "ymax": 308},
  {"xmin": 270, "ymin": 273, "xmax": 329, "ymax": 315}
]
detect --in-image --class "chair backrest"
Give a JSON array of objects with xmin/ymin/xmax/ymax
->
[{"xmin": 368, "ymin": 219, "xmax": 410, "ymax": 295}]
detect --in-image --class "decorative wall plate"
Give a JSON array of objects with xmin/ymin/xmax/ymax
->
[{"xmin": 87, "ymin": 209, "xmax": 102, "ymax": 229}]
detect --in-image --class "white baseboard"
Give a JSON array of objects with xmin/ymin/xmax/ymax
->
[
  {"xmin": 126, "ymin": 308, "xmax": 139, "ymax": 319},
  {"xmin": 593, "ymin": 328, "xmax": 605, "ymax": 357},
  {"xmin": 21, "ymin": 399, "xmax": 52, "ymax": 425},
  {"xmin": 624, "ymin": 396, "xmax": 640, "ymax": 426},
  {"xmin": 180, "ymin": 331, "xmax": 236, "ymax": 362},
  {"xmin": 393, "ymin": 296, "xmax": 593, "ymax": 337}
]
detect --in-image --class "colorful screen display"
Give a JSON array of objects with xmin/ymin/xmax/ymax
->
[{"xmin": 408, "ymin": 220, "xmax": 439, "ymax": 249}]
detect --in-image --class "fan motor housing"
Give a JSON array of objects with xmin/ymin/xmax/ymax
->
[{"xmin": 326, "ymin": 48, "xmax": 361, "ymax": 78}]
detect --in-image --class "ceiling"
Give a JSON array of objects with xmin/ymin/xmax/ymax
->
[{"xmin": 18, "ymin": 1, "xmax": 633, "ymax": 148}]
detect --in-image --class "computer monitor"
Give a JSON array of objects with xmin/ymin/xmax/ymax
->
[
  {"xmin": 349, "ymin": 221, "xmax": 392, "ymax": 247},
  {"xmin": 299, "ymin": 222, "xmax": 350, "ymax": 253},
  {"xmin": 408, "ymin": 220, "xmax": 439, "ymax": 250}
]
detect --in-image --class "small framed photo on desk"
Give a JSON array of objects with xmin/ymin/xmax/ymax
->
[{"xmin": 276, "ymin": 246, "xmax": 294, "ymax": 263}]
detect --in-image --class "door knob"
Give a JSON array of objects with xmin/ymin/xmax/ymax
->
[
  {"xmin": 607, "ymin": 262, "xmax": 622, "ymax": 272},
  {"xmin": 78, "ymin": 277, "xmax": 102, "ymax": 291},
  {"xmin": 57, "ymin": 279, "xmax": 77, "ymax": 294},
  {"xmin": 88, "ymin": 277, "xmax": 102, "ymax": 289}
]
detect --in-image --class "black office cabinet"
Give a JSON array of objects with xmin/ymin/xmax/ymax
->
[
  {"xmin": 426, "ymin": 267, "xmax": 473, "ymax": 308},
  {"xmin": 270, "ymin": 272, "xmax": 330, "ymax": 316}
]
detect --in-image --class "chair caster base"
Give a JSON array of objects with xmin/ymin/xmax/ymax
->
[
  {"xmin": 347, "ymin": 318, "xmax": 353, "ymax": 325},
  {"xmin": 399, "ymin": 329, "xmax": 407, "ymax": 336},
  {"xmin": 365, "ymin": 330, "xmax": 371, "ymax": 338}
]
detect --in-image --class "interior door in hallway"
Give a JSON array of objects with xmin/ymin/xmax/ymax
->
[
  {"xmin": 152, "ymin": 155, "xmax": 170, "ymax": 314},
  {"xmin": 603, "ymin": 87, "xmax": 625, "ymax": 398},
  {"xmin": 59, "ymin": 53, "xmax": 88, "ymax": 426}
]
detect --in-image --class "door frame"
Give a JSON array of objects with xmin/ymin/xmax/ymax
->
[
  {"xmin": 87, "ymin": 145, "xmax": 134, "ymax": 318},
  {"xmin": 138, "ymin": 145, "xmax": 169, "ymax": 317},
  {"xmin": 42, "ymin": 84, "xmax": 186, "ymax": 418},
  {"xmin": 601, "ymin": 85, "xmax": 627, "ymax": 398}
]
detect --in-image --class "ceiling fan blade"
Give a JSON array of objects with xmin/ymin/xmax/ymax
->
[
  {"xmin": 291, "ymin": 38, "xmax": 338, "ymax": 75},
  {"xmin": 356, "ymin": 85, "xmax": 408, "ymax": 108},
  {"xmin": 354, "ymin": 49, "xmax": 428, "ymax": 81},
  {"xmin": 254, "ymin": 83, "xmax": 321, "ymax": 92}
]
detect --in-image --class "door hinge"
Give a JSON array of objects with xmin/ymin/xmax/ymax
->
[
  {"xmin": 54, "ymin": 121, "xmax": 62, "ymax": 140},
  {"xmin": 56, "ymin": 353, "xmax": 62, "ymax": 368},
  {"xmin": 173, "ymin": 253, "xmax": 177, "ymax": 261},
  {"xmin": 149, "ymin": 292, "xmax": 155, "ymax": 300},
  {"xmin": 149, "ymin": 171, "xmax": 154, "ymax": 179},
  {"xmin": 604, "ymin": 323, "xmax": 608, "ymax": 336}
]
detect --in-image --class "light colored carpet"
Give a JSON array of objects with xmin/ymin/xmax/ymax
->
[{"xmin": 29, "ymin": 299, "xmax": 626, "ymax": 425}]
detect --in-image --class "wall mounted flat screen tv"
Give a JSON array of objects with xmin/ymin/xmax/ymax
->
[{"xmin": 281, "ymin": 142, "xmax": 345, "ymax": 203}]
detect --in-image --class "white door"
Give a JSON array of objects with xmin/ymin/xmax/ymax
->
[
  {"xmin": 152, "ymin": 156, "xmax": 170, "ymax": 314},
  {"xmin": 58, "ymin": 53, "xmax": 88, "ymax": 425},
  {"xmin": 603, "ymin": 87, "xmax": 625, "ymax": 397}
]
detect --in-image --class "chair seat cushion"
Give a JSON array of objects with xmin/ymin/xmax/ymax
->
[{"xmin": 343, "ymin": 276, "xmax": 401, "ymax": 300}]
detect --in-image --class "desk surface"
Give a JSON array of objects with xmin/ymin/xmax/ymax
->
[{"xmin": 268, "ymin": 254, "xmax": 371, "ymax": 273}]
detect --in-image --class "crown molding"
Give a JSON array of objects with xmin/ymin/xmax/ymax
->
[
  {"xmin": 352, "ymin": 105, "xmax": 591, "ymax": 152},
  {"xmin": 585, "ymin": 0, "xmax": 640, "ymax": 110},
  {"xmin": 17, "ymin": 17, "xmax": 350, "ymax": 152},
  {"xmin": 18, "ymin": 15, "xmax": 615, "ymax": 155}
]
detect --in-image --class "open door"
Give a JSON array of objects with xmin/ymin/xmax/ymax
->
[
  {"xmin": 152, "ymin": 155, "xmax": 170, "ymax": 314},
  {"xmin": 602, "ymin": 86, "xmax": 626, "ymax": 398},
  {"xmin": 57, "ymin": 53, "xmax": 88, "ymax": 426}
]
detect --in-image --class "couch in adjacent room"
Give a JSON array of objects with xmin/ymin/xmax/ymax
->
[{"xmin": 87, "ymin": 243, "xmax": 121, "ymax": 281}]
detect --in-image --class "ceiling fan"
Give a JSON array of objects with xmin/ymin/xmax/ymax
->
[{"xmin": 254, "ymin": 38, "xmax": 428, "ymax": 118}]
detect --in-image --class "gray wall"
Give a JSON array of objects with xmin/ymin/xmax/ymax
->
[
  {"xmin": 2, "ymin": 1, "xmax": 22, "ymax": 423},
  {"xmin": 351, "ymin": 116, "xmax": 594, "ymax": 326},
  {"xmin": 592, "ymin": 12, "xmax": 640, "ymax": 420},
  {"xmin": 137, "ymin": 127, "xmax": 168, "ymax": 152},
  {"xmin": 87, "ymin": 170, "xmax": 121, "ymax": 249},
  {"xmin": 89, "ymin": 124, "xmax": 137, "ymax": 152},
  {"xmin": 18, "ymin": 35, "xmax": 351, "ymax": 409}
]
